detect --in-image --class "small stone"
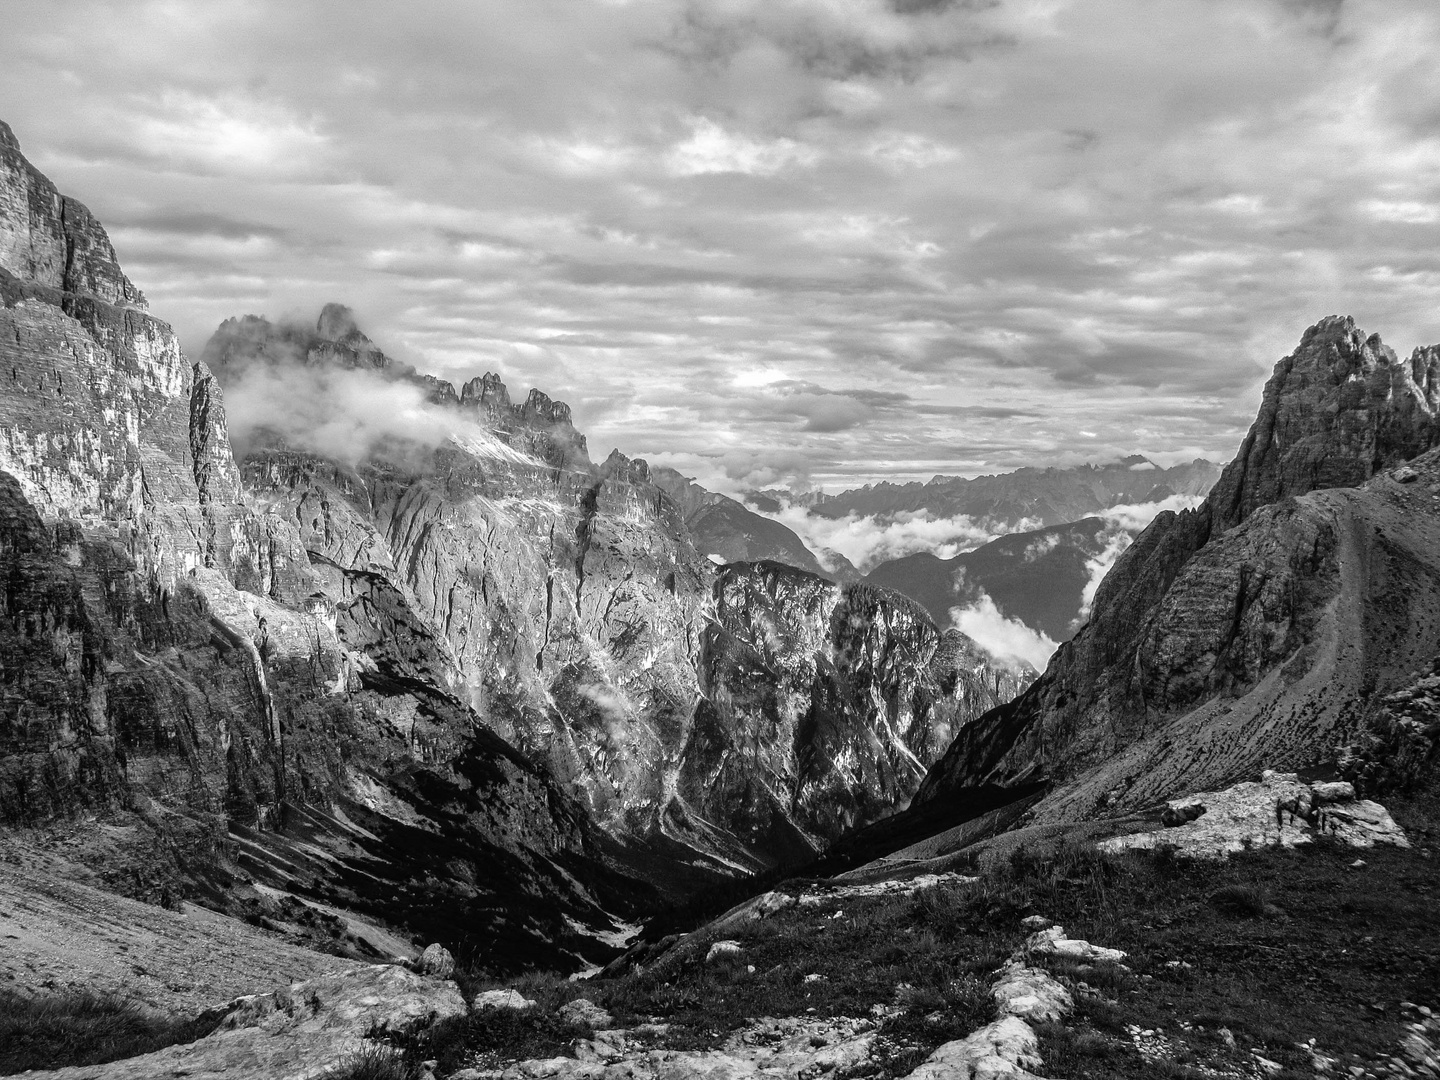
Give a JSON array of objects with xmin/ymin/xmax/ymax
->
[
  {"xmin": 473, "ymin": 989, "xmax": 538, "ymax": 1011},
  {"xmin": 1351, "ymin": 858, "xmax": 1367, "ymax": 868},
  {"xmin": 706, "ymin": 940, "xmax": 743, "ymax": 964},
  {"xmin": 1253, "ymin": 1053, "xmax": 1283, "ymax": 1075},
  {"xmin": 558, "ymin": 997, "xmax": 613, "ymax": 1028},
  {"xmin": 1394, "ymin": 466, "xmax": 1420, "ymax": 483},
  {"xmin": 1020, "ymin": 915, "xmax": 1052, "ymax": 930},
  {"xmin": 803, "ymin": 973, "xmax": 827, "ymax": 984},
  {"xmin": 417, "ymin": 943, "xmax": 455, "ymax": 979},
  {"xmin": 1218, "ymin": 1027, "xmax": 1237, "ymax": 1048}
]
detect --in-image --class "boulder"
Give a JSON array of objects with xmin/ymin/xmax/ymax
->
[
  {"xmin": 1310, "ymin": 780, "xmax": 1355, "ymax": 803},
  {"xmin": 706, "ymin": 940, "xmax": 744, "ymax": 964},
  {"xmin": 1025, "ymin": 926, "xmax": 1127, "ymax": 964},
  {"xmin": 418, "ymin": 943, "xmax": 456, "ymax": 979},
  {"xmin": 1161, "ymin": 802, "xmax": 1206, "ymax": 827},
  {"xmin": 907, "ymin": 1016, "xmax": 1047, "ymax": 1080},
  {"xmin": 752, "ymin": 891, "xmax": 798, "ymax": 919}
]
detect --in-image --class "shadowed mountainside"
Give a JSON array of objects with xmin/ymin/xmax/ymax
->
[{"xmin": 912, "ymin": 315, "xmax": 1440, "ymax": 830}]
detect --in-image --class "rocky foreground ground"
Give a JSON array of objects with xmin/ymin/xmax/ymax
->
[{"xmin": 3, "ymin": 773, "xmax": 1435, "ymax": 1080}]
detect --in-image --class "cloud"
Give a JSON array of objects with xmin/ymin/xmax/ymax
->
[
  {"xmin": 950, "ymin": 592, "xmax": 1057, "ymax": 671},
  {"xmin": 1071, "ymin": 493, "xmax": 1209, "ymax": 626},
  {"xmin": 762, "ymin": 504, "xmax": 1034, "ymax": 572},
  {"xmin": 1099, "ymin": 493, "xmax": 1207, "ymax": 534},
  {"xmin": 5, "ymin": 0, "xmax": 1440, "ymax": 491},
  {"xmin": 666, "ymin": 118, "xmax": 819, "ymax": 176},
  {"xmin": 219, "ymin": 343, "xmax": 537, "ymax": 468}
]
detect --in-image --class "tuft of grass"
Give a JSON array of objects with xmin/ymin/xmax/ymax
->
[
  {"xmin": 330, "ymin": 1044, "xmax": 420, "ymax": 1080},
  {"xmin": 0, "ymin": 989, "xmax": 222, "ymax": 1074},
  {"xmin": 1206, "ymin": 884, "xmax": 1266, "ymax": 918}
]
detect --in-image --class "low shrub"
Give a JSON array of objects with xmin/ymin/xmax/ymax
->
[{"xmin": 331, "ymin": 1044, "xmax": 419, "ymax": 1080}]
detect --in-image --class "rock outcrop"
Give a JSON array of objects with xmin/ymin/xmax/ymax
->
[
  {"xmin": 39, "ymin": 963, "xmax": 466, "ymax": 1080},
  {"xmin": 1098, "ymin": 771, "xmax": 1409, "ymax": 858},
  {"xmin": 913, "ymin": 316, "xmax": 1440, "ymax": 826}
]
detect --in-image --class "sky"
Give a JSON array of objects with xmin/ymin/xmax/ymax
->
[{"xmin": 4, "ymin": 0, "xmax": 1440, "ymax": 493}]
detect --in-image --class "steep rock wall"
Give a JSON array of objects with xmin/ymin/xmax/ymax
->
[
  {"xmin": 207, "ymin": 312, "xmax": 1032, "ymax": 873},
  {"xmin": 0, "ymin": 121, "xmax": 652, "ymax": 974},
  {"xmin": 682, "ymin": 563, "xmax": 1030, "ymax": 861},
  {"xmin": 915, "ymin": 316, "xmax": 1440, "ymax": 823}
]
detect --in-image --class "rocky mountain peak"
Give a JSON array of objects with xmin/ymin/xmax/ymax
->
[
  {"xmin": 1207, "ymin": 314, "xmax": 1440, "ymax": 533},
  {"xmin": 911, "ymin": 314, "xmax": 1440, "ymax": 834},
  {"xmin": 602, "ymin": 447, "xmax": 650, "ymax": 485},
  {"xmin": 0, "ymin": 124, "xmax": 146, "ymax": 311},
  {"xmin": 316, "ymin": 301, "xmax": 361, "ymax": 342},
  {"xmin": 459, "ymin": 371, "xmax": 512, "ymax": 415}
]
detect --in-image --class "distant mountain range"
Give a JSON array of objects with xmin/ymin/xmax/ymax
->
[
  {"xmin": 866, "ymin": 517, "xmax": 1116, "ymax": 642},
  {"xmin": 749, "ymin": 456, "xmax": 1220, "ymax": 528},
  {"xmin": 656, "ymin": 458, "xmax": 1222, "ymax": 649},
  {"xmin": 650, "ymin": 468, "xmax": 860, "ymax": 581}
]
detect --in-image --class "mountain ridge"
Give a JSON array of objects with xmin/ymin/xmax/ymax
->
[{"xmin": 910, "ymin": 315, "xmax": 1440, "ymax": 831}]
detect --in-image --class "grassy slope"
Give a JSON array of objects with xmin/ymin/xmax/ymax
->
[
  {"xmin": 392, "ymin": 789, "xmax": 1439, "ymax": 1080},
  {"xmin": 11, "ymin": 794, "xmax": 1436, "ymax": 1079}
]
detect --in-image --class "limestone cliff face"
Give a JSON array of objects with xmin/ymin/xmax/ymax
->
[
  {"xmin": 682, "ymin": 563, "xmax": 1030, "ymax": 861},
  {"xmin": 0, "ymin": 121, "xmax": 653, "ymax": 974},
  {"xmin": 0, "ymin": 118, "xmax": 1032, "ymax": 948},
  {"xmin": 205, "ymin": 311, "xmax": 1030, "ymax": 872},
  {"xmin": 205, "ymin": 312, "xmax": 715, "ymax": 864},
  {"xmin": 915, "ymin": 316, "xmax": 1440, "ymax": 823}
]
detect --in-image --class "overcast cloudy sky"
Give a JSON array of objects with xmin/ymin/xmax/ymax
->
[{"xmin": 3, "ymin": 0, "xmax": 1439, "ymax": 492}]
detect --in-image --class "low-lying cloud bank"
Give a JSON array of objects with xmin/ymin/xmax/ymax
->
[
  {"xmin": 949, "ymin": 593, "xmax": 1058, "ymax": 672},
  {"xmin": 1072, "ymin": 493, "xmax": 1207, "ymax": 628},
  {"xmin": 763, "ymin": 505, "xmax": 1038, "ymax": 574}
]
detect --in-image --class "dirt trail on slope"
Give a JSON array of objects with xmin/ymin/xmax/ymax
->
[{"xmin": 0, "ymin": 861, "xmax": 343, "ymax": 1014}]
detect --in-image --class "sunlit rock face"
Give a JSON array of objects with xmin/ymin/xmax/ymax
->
[
  {"xmin": 683, "ymin": 563, "xmax": 1031, "ymax": 861},
  {"xmin": 207, "ymin": 310, "xmax": 1031, "ymax": 873},
  {"xmin": 916, "ymin": 315, "xmax": 1440, "ymax": 826}
]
